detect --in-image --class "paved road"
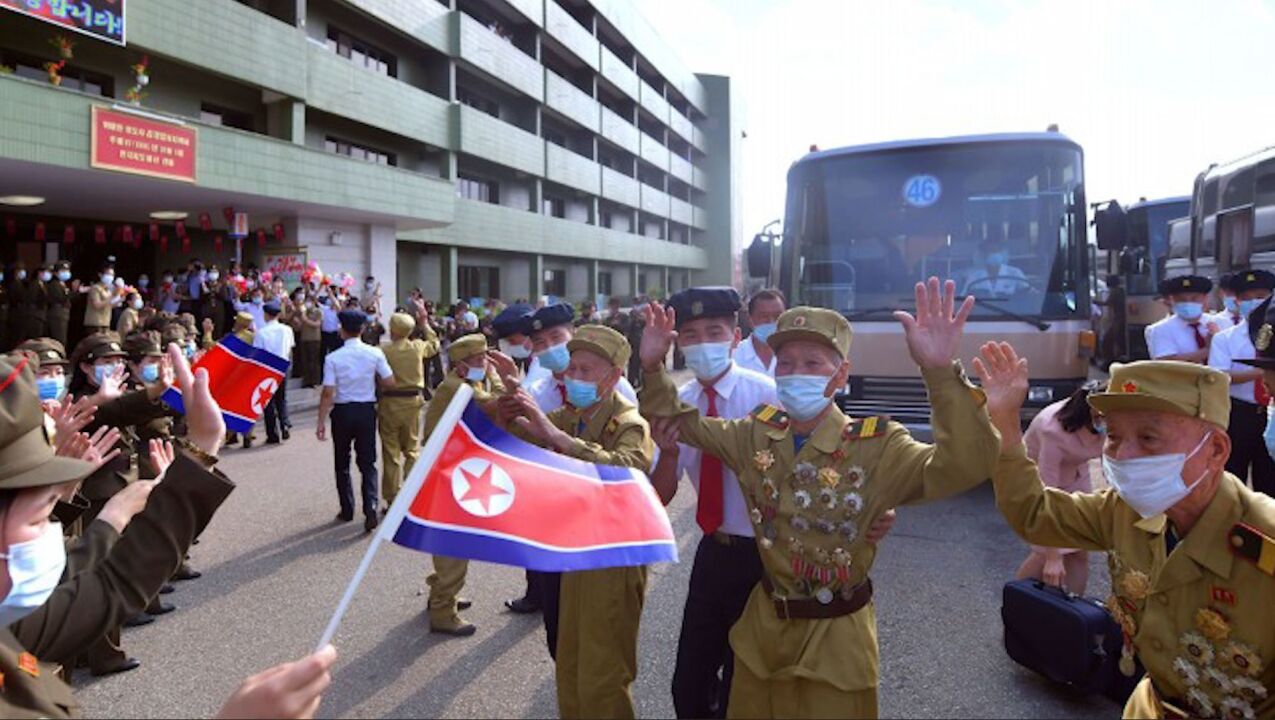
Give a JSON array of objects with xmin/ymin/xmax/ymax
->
[{"xmin": 78, "ymin": 404, "xmax": 1122, "ymax": 719}]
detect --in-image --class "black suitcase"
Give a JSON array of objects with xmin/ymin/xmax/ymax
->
[{"xmin": 1001, "ymin": 579, "xmax": 1130, "ymax": 696}]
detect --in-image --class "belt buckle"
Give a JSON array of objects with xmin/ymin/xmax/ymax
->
[{"xmin": 774, "ymin": 592, "xmax": 791, "ymax": 620}]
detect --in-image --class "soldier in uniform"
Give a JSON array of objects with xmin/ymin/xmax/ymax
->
[
  {"xmin": 638, "ymin": 279, "xmax": 1001, "ymax": 718},
  {"xmin": 17, "ymin": 338, "xmax": 70, "ymax": 402},
  {"xmin": 298, "ymin": 293, "xmax": 324, "ymax": 388},
  {"xmin": 47, "ymin": 261, "xmax": 73, "ymax": 347},
  {"xmin": 977, "ymin": 342, "xmax": 1275, "ymax": 720},
  {"xmin": 28, "ymin": 264, "xmax": 50, "ymax": 341},
  {"xmin": 378, "ymin": 310, "xmax": 439, "ymax": 507},
  {"xmin": 6, "ymin": 263, "xmax": 31, "ymax": 345},
  {"xmin": 83, "ymin": 263, "xmax": 116, "ymax": 336}
]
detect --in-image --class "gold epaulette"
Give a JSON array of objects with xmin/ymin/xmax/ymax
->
[
  {"xmin": 751, "ymin": 404, "xmax": 789, "ymax": 428},
  {"xmin": 844, "ymin": 416, "xmax": 889, "ymax": 441},
  {"xmin": 1230, "ymin": 523, "xmax": 1275, "ymax": 577}
]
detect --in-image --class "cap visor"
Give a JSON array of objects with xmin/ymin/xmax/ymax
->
[
  {"xmin": 1087, "ymin": 392, "xmax": 1195, "ymax": 420},
  {"xmin": 567, "ymin": 339, "xmax": 621, "ymax": 367},
  {"xmin": 767, "ymin": 328, "xmax": 841, "ymax": 357},
  {"xmin": 1237, "ymin": 357, "xmax": 1275, "ymax": 370},
  {"xmin": 0, "ymin": 455, "xmax": 94, "ymax": 492}
]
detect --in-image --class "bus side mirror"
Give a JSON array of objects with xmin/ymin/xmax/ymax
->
[
  {"xmin": 747, "ymin": 234, "xmax": 772, "ymax": 279},
  {"xmin": 1095, "ymin": 202, "xmax": 1128, "ymax": 251}
]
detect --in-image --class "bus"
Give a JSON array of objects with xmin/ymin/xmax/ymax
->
[
  {"xmin": 1091, "ymin": 196, "xmax": 1191, "ymax": 364},
  {"xmin": 1164, "ymin": 146, "xmax": 1275, "ymax": 286},
  {"xmin": 747, "ymin": 132, "xmax": 1094, "ymax": 435}
]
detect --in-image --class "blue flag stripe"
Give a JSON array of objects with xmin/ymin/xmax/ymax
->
[
  {"xmin": 218, "ymin": 334, "xmax": 291, "ymax": 375},
  {"xmin": 460, "ymin": 402, "xmax": 640, "ymax": 483},
  {"xmin": 160, "ymin": 387, "xmax": 256, "ymax": 433}
]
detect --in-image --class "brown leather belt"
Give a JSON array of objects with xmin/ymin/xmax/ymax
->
[
  {"xmin": 761, "ymin": 576, "xmax": 873, "ymax": 620},
  {"xmin": 710, "ymin": 531, "xmax": 753, "ymax": 547},
  {"xmin": 381, "ymin": 388, "xmax": 424, "ymax": 398}
]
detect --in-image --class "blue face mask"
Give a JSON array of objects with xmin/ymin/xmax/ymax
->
[
  {"xmin": 565, "ymin": 377, "xmax": 600, "ymax": 409},
  {"xmin": 56, "ymin": 270, "xmax": 70, "ymax": 282},
  {"xmin": 464, "ymin": 364, "xmax": 486, "ymax": 382},
  {"xmin": 682, "ymin": 341, "xmax": 733, "ymax": 381},
  {"xmin": 1240, "ymin": 298, "xmax": 1267, "ymax": 319},
  {"xmin": 36, "ymin": 376, "xmax": 65, "ymax": 402},
  {"xmin": 139, "ymin": 363, "xmax": 160, "ymax": 384},
  {"xmin": 1223, "ymin": 296, "xmax": 1240, "ymax": 314},
  {"xmin": 1173, "ymin": 302, "xmax": 1204, "ymax": 322},
  {"xmin": 537, "ymin": 342, "xmax": 571, "ymax": 373},
  {"xmin": 751, "ymin": 322, "xmax": 777, "ymax": 343},
  {"xmin": 776, "ymin": 374, "xmax": 833, "ymax": 421},
  {"xmin": 93, "ymin": 362, "xmax": 121, "ymax": 387},
  {"xmin": 986, "ymin": 252, "xmax": 1008, "ymax": 267}
]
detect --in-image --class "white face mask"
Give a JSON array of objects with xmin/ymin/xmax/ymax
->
[
  {"xmin": 682, "ymin": 341, "xmax": 733, "ymax": 381},
  {"xmin": 1102, "ymin": 433, "xmax": 1213, "ymax": 519},
  {"xmin": 130, "ymin": 298, "xmax": 144, "ymax": 311},
  {"xmin": 0, "ymin": 522, "xmax": 68, "ymax": 626},
  {"xmin": 499, "ymin": 339, "xmax": 531, "ymax": 359}
]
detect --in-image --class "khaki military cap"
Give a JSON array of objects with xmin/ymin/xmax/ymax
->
[
  {"xmin": 17, "ymin": 337, "xmax": 69, "ymax": 368},
  {"xmin": 767, "ymin": 307, "xmax": 853, "ymax": 359},
  {"xmin": 389, "ymin": 312, "xmax": 416, "ymax": 337},
  {"xmin": 233, "ymin": 311, "xmax": 254, "ymax": 328},
  {"xmin": 161, "ymin": 322, "xmax": 188, "ymax": 347},
  {"xmin": 1088, "ymin": 361, "xmax": 1230, "ymax": 429},
  {"xmin": 124, "ymin": 330, "xmax": 164, "ymax": 359},
  {"xmin": 448, "ymin": 333, "xmax": 489, "ymax": 363},
  {"xmin": 0, "ymin": 353, "xmax": 93, "ymax": 490},
  {"xmin": 568, "ymin": 324, "xmax": 630, "ymax": 368},
  {"xmin": 72, "ymin": 331, "xmax": 127, "ymax": 365}
]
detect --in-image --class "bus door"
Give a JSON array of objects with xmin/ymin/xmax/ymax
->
[{"xmin": 1218, "ymin": 206, "xmax": 1255, "ymax": 272}]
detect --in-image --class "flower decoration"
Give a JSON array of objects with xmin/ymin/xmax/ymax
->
[
  {"xmin": 845, "ymin": 466, "xmax": 866, "ymax": 488},
  {"xmin": 1232, "ymin": 677, "xmax": 1268, "ymax": 704},
  {"xmin": 260, "ymin": 270, "xmax": 274, "ymax": 284},
  {"xmin": 818, "ymin": 486, "xmax": 838, "ymax": 510},
  {"xmin": 1172, "ymin": 657, "xmax": 1199, "ymax": 686},
  {"xmin": 1195, "ymin": 607, "xmax": 1231, "ymax": 642},
  {"xmin": 1118, "ymin": 570, "xmax": 1151, "ymax": 602},
  {"xmin": 793, "ymin": 490, "xmax": 812, "ymax": 510},
  {"xmin": 1201, "ymin": 667, "xmax": 1233, "ymax": 694},
  {"xmin": 49, "ymin": 34, "xmax": 75, "ymax": 60},
  {"xmin": 1180, "ymin": 632, "xmax": 1214, "ymax": 666},
  {"xmin": 753, "ymin": 449, "xmax": 775, "ymax": 472},
  {"xmin": 125, "ymin": 55, "xmax": 149, "ymax": 105},
  {"xmin": 794, "ymin": 462, "xmax": 818, "ymax": 486},
  {"xmin": 1220, "ymin": 641, "xmax": 1263, "ymax": 677},
  {"xmin": 1219, "ymin": 697, "xmax": 1256, "ymax": 720},
  {"xmin": 1186, "ymin": 688, "xmax": 1214, "ymax": 718},
  {"xmin": 44, "ymin": 60, "xmax": 65, "ymax": 86}
]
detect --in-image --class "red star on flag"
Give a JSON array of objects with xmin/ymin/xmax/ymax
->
[{"xmin": 459, "ymin": 464, "xmax": 509, "ymax": 514}]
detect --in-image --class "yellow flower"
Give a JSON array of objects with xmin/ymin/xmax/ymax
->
[
  {"xmin": 1221, "ymin": 641, "xmax": 1264, "ymax": 678},
  {"xmin": 1118, "ymin": 570, "xmax": 1151, "ymax": 601},
  {"xmin": 1195, "ymin": 607, "xmax": 1231, "ymax": 643}
]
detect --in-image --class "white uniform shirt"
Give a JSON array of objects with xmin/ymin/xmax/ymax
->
[
  {"xmin": 668, "ymin": 363, "xmax": 778, "ymax": 537},
  {"xmin": 963, "ymin": 264, "xmax": 1028, "ymax": 295},
  {"xmin": 235, "ymin": 301, "xmax": 266, "ymax": 330},
  {"xmin": 1208, "ymin": 320, "xmax": 1260, "ymax": 403},
  {"xmin": 1208, "ymin": 310, "xmax": 1240, "ymax": 332},
  {"xmin": 525, "ymin": 356, "xmax": 551, "ymax": 386},
  {"xmin": 253, "ymin": 318, "xmax": 296, "ymax": 362},
  {"xmin": 1145, "ymin": 314, "xmax": 1209, "ymax": 359},
  {"xmin": 323, "ymin": 338, "xmax": 392, "ymax": 403},
  {"xmin": 527, "ymin": 372, "xmax": 637, "ymax": 413},
  {"xmin": 734, "ymin": 336, "xmax": 775, "ymax": 376},
  {"xmin": 320, "ymin": 305, "xmax": 340, "ymax": 333}
]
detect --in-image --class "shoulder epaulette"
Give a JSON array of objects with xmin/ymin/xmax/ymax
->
[
  {"xmin": 607, "ymin": 416, "xmax": 621, "ymax": 433},
  {"xmin": 751, "ymin": 404, "xmax": 789, "ymax": 428},
  {"xmin": 844, "ymin": 416, "xmax": 890, "ymax": 441},
  {"xmin": 1230, "ymin": 523, "xmax": 1275, "ymax": 577}
]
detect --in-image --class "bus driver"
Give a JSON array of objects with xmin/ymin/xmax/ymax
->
[{"xmin": 964, "ymin": 239, "xmax": 1028, "ymax": 297}]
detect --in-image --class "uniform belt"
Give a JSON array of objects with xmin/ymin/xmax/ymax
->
[
  {"xmin": 709, "ymin": 531, "xmax": 753, "ymax": 547},
  {"xmin": 761, "ymin": 575, "xmax": 873, "ymax": 620},
  {"xmin": 1232, "ymin": 398, "xmax": 1265, "ymax": 413},
  {"xmin": 382, "ymin": 388, "xmax": 424, "ymax": 398}
]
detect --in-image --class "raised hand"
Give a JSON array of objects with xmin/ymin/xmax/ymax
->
[
  {"xmin": 90, "ymin": 365, "xmax": 127, "ymax": 405},
  {"xmin": 169, "ymin": 342, "xmax": 225, "ymax": 457},
  {"xmin": 650, "ymin": 416, "xmax": 681, "ymax": 453},
  {"xmin": 972, "ymin": 341, "xmax": 1029, "ymax": 433},
  {"xmin": 145, "ymin": 357, "xmax": 176, "ymax": 400},
  {"xmin": 485, "ymin": 350, "xmax": 520, "ymax": 390},
  {"xmin": 639, "ymin": 303, "xmax": 677, "ymax": 372},
  {"xmin": 97, "ymin": 478, "xmax": 160, "ymax": 534},
  {"xmin": 148, "ymin": 438, "xmax": 176, "ymax": 479},
  {"xmin": 50, "ymin": 395, "xmax": 97, "ymax": 444},
  {"xmin": 893, "ymin": 277, "xmax": 973, "ymax": 370}
]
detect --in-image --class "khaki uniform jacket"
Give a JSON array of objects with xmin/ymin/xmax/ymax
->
[
  {"xmin": 300, "ymin": 308, "xmax": 323, "ymax": 342},
  {"xmin": 84, "ymin": 283, "xmax": 111, "ymax": 328},
  {"xmin": 994, "ymin": 444, "xmax": 1275, "ymax": 718},
  {"xmin": 639, "ymin": 362, "xmax": 1000, "ymax": 692},
  {"xmin": 423, "ymin": 372, "xmax": 503, "ymax": 436},
  {"xmin": 381, "ymin": 336, "xmax": 439, "ymax": 392},
  {"xmin": 81, "ymin": 390, "xmax": 170, "ymax": 502},
  {"xmin": 546, "ymin": 392, "xmax": 653, "ymax": 470}
]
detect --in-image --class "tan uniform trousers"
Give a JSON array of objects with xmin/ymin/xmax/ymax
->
[
  {"xmin": 377, "ymin": 396, "xmax": 423, "ymax": 506},
  {"xmin": 727, "ymin": 660, "xmax": 878, "ymax": 719},
  {"xmin": 426, "ymin": 556, "xmax": 469, "ymax": 625},
  {"xmin": 556, "ymin": 565, "xmax": 647, "ymax": 719}
]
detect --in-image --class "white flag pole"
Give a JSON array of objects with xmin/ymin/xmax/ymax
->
[{"xmin": 315, "ymin": 383, "xmax": 474, "ymax": 651}]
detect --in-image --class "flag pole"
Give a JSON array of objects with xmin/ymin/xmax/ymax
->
[{"xmin": 315, "ymin": 383, "xmax": 475, "ymax": 651}]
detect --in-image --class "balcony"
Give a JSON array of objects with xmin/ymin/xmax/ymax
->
[
  {"xmin": 128, "ymin": 0, "xmax": 306, "ymax": 98},
  {"xmin": 638, "ymin": 80, "xmax": 670, "ymax": 125},
  {"xmin": 693, "ymin": 205, "xmax": 709, "ymax": 230},
  {"xmin": 599, "ymin": 46, "xmax": 639, "ymax": 100},
  {"xmin": 692, "ymin": 164, "xmax": 709, "ymax": 192},
  {"xmin": 601, "ymin": 167, "xmax": 641, "ymax": 208},
  {"xmin": 345, "ymin": 0, "xmax": 450, "ymax": 53},
  {"xmin": 455, "ymin": 11, "xmax": 544, "ymax": 100},
  {"xmin": 669, "ymin": 110, "xmax": 695, "ymax": 144},
  {"xmin": 600, "ymin": 107, "xmax": 640, "ymax": 155},
  {"xmin": 307, "ymin": 44, "xmax": 452, "ymax": 150},
  {"xmin": 545, "ymin": 1, "xmax": 600, "ymax": 71},
  {"xmin": 546, "ymin": 144, "xmax": 601, "ymax": 195},
  {"xmin": 545, "ymin": 71, "xmax": 600, "ymax": 133},
  {"xmin": 692, "ymin": 124, "xmax": 707, "ymax": 152},
  {"xmin": 640, "ymin": 184, "xmax": 670, "ymax": 218},
  {"xmin": 639, "ymin": 133, "xmax": 670, "ymax": 172},
  {"xmin": 670, "ymin": 197, "xmax": 694, "ymax": 226},
  {"xmin": 456, "ymin": 105, "xmax": 545, "ymax": 177},
  {"xmin": 504, "ymin": 0, "xmax": 544, "ymax": 26},
  {"xmin": 669, "ymin": 154, "xmax": 693, "ymax": 184}
]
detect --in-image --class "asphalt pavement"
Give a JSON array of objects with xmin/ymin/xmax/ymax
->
[{"xmin": 78, "ymin": 401, "xmax": 1121, "ymax": 719}]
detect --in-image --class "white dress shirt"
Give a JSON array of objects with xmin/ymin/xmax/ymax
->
[
  {"xmin": 963, "ymin": 264, "xmax": 1028, "ymax": 295},
  {"xmin": 235, "ymin": 301, "xmax": 266, "ymax": 330},
  {"xmin": 1208, "ymin": 320, "xmax": 1260, "ymax": 403},
  {"xmin": 1145, "ymin": 314, "xmax": 1209, "ymax": 359},
  {"xmin": 1208, "ymin": 310, "xmax": 1240, "ymax": 332},
  {"xmin": 666, "ymin": 363, "xmax": 778, "ymax": 537},
  {"xmin": 253, "ymin": 318, "xmax": 296, "ymax": 362},
  {"xmin": 528, "ymin": 372, "xmax": 637, "ymax": 413},
  {"xmin": 733, "ymin": 336, "xmax": 775, "ymax": 376},
  {"xmin": 323, "ymin": 338, "xmax": 392, "ymax": 403},
  {"xmin": 525, "ymin": 356, "xmax": 551, "ymax": 386},
  {"xmin": 320, "ymin": 305, "xmax": 340, "ymax": 333}
]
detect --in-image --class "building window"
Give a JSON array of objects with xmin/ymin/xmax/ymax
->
[
  {"xmin": 544, "ymin": 269, "xmax": 566, "ymax": 297},
  {"xmin": 598, "ymin": 272, "xmax": 612, "ymax": 296},
  {"xmin": 326, "ymin": 26, "xmax": 397, "ymax": 77},
  {"xmin": 2, "ymin": 51, "xmax": 112, "ymax": 97},
  {"xmin": 200, "ymin": 103, "xmax": 254, "ymax": 132},
  {"xmin": 600, "ymin": 210, "xmax": 614, "ymax": 229},
  {"xmin": 457, "ymin": 174, "xmax": 498, "ymax": 203},
  {"xmin": 459, "ymin": 265, "xmax": 500, "ymax": 300},
  {"xmin": 324, "ymin": 136, "xmax": 396, "ymax": 166},
  {"xmin": 457, "ymin": 87, "xmax": 499, "ymax": 117},
  {"xmin": 543, "ymin": 196, "xmax": 566, "ymax": 218},
  {"xmin": 544, "ymin": 128, "xmax": 567, "ymax": 148}
]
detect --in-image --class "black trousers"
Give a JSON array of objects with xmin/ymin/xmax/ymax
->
[
  {"xmin": 672, "ymin": 534, "xmax": 765, "ymax": 719},
  {"xmin": 331, "ymin": 402, "xmax": 378, "ymax": 519},
  {"xmin": 263, "ymin": 379, "xmax": 290, "ymax": 440},
  {"xmin": 321, "ymin": 331, "xmax": 340, "ymax": 363},
  {"xmin": 535, "ymin": 570, "xmax": 562, "ymax": 659},
  {"xmin": 1227, "ymin": 399, "xmax": 1275, "ymax": 496}
]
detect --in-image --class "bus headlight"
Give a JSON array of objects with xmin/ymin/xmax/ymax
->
[{"xmin": 1028, "ymin": 386, "xmax": 1054, "ymax": 404}]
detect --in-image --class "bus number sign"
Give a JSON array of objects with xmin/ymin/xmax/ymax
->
[{"xmin": 903, "ymin": 175, "xmax": 941, "ymax": 208}]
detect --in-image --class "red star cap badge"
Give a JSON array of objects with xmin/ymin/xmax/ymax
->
[{"xmin": 1122, "ymin": 381, "xmax": 1138, "ymax": 394}]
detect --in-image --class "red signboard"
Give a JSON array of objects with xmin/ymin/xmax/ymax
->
[{"xmin": 90, "ymin": 106, "xmax": 197, "ymax": 183}]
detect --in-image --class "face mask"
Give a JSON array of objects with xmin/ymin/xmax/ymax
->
[
  {"xmin": 246, "ymin": 280, "xmax": 257, "ymax": 290},
  {"xmin": 752, "ymin": 322, "xmax": 777, "ymax": 343},
  {"xmin": 36, "ymin": 375, "xmax": 65, "ymax": 402},
  {"xmin": 776, "ymin": 374, "xmax": 833, "ymax": 421},
  {"xmin": 537, "ymin": 342, "xmax": 571, "ymax": 373},
  {"xmin": 1102, "ymin": 433, "xmax": 1212, "ymax": 519},
  {"xmin": 56, "ymin": 270, "xmax": 70, "ymax": 282},
  {"xmin": 93, "ymin": 362, "xmax": 121, "ymax": 386},
  {"xmin": 0, "ymin": 272, "xmax": 5, "ymax": 282},
  {"xmin": 101, "ymin": 274, "xmax": 114, "ymax": 285},
  {"xmin": 0, "ymin": 522, "xmax": 68, "ymax": 627},
  {"xmin": 253, "ymin": 296, "xmax": 264, "ymax": 305},
  {"xmin": 500, "ymin": 339, "xmax": 531, "ymax": 359},
  {"xmin": 139, "ymin": 363, "xmax": 160, "ymax": 384},
  {"xmin": 15, "ymin": 270, "xmax": 27, "ymax": 281},
  {"xmin": 130, "ymin": 298, "xmax": 144, "ymax": 311},
  {"xmin": 1173, "ymin": 302, "xmax": 1204, "ymax": 322},
  {"xmin": 1240, "ymin": 298, "xmax": 1266, "ymax": 318},
  {"xmin": 565, "ymin": 377, "xmax": 600, "ymax": 408},
  {"xmin": 986, "ymin": 252, "xmax": 1008, "ymax": 267},
  {"xmin": 464, "ymin": 364, "xmax": 486, "ymax": 383},
  {"xmin": 208, "ymin": 272, "xmax": 219, "ymax": 282},
  {"xmin": 38, "ymin": 271, "xmax": 51, "ymax": 283},
  {"xmin": 113, "ymin": 278, "xmax": 125, "ymax": 288},
  {"xmin": 162, "ymin": 275, "xmax": 174, "ymax": 284},
  {"xmin": 138, "ymin": 277, "xmax": 150, "ymax": 288},
  {"xmin": 683, "ymin": 341, "xmax": 733, "ymax": 381},
  {"xmin": 185, "ymin": 342, "xmax": 197, "ymax": 359},
  {"xmin": 366, "ymin": 281, "xmax": 375, "ymax": 291},
  {"xmin": 1223, "ymin": 296, "xmax": 1240, "ymax": 314}
]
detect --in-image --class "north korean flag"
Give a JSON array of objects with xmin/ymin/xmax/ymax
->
[
  {"xmin": 392, "ymin": 402, "xmax": 677, "ymax": 572},
  {"xmin": 161, "ymin": 335, "xmax": 289, "ymax": 433}
]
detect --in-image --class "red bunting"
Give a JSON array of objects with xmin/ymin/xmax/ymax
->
[
  {"xmin": 159, "ymin": 234, "xmax": 169, "ymax": 253},
  {"xmin": 273, "ymin": 223, "xmax": 285, "ymax": 242},
  {"xmin": 181, "ymin": 234, "xmax": 191, "ymax": 254},
  {"xmin": 214, "ymin": 233, "xmax": 224, "ymax": 253},
  {"xmin": 62, "ymin": 224, "xmax": 74, "ymax": 245},
  {"xmin": 256, "ymin": 228, "xmax": 266, "ymax": 247},
  {"xmin": 3, "ymin": 217, "xmax": 14, "ymax": 238},
  {"xmin": 118, "ymin": 226, "xmax": 129, "ymax": 245},
  {"xmin": 94, "ymin": 225, "xmax": 106, "ymax": 244},
  {"xmin": 222, "ymin": 207, "xmax": 235, "ymax": 226},
  {"xmin": 34, "ymin": 222, "xmax": 45, "ymax": 242},
  {"xmin": 175, "ymin": 220, "xmax": 187, "ymax": 238},
  {"xmin": 199, "ymin": 212, "xmax": 212, "ymax": 232},
  {"xmin": 149, "ymin": 223, "xmax": 159, "ymax": 242}
]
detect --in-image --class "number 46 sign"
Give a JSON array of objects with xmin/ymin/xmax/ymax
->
[{"xmin": 903, "ymin": 174, "xmax": 941, "ymax": 208}]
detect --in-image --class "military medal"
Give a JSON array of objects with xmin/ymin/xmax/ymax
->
[
  {"xmin": 753, "ymin": 450, "xmax": 775, "ymax": 472},
  {"xmin": 794, "ymin": 462, "xmax": 817, "ymax": 486},
  {"xmin": 1180, "ymin": 631, "xmax": 1215, "ymax": 665},
  {"xmin": 1195, "ymin": 607, "xmax": 1231, "ymax": 642},
  {"xmin": 750, "ymin": 507, "xmax": 763, "ymax": 525},
  {"xmin": 1119, "ymin": 646, "xmax": 1136, "ymax": 677},
  {"xmin": 761, "ymin": 478, "xmax": 780, "ymax": 502},
  {"xmin": 1202, "ymin": 667, "xmax": 1233, "ymax": 694},
  {"xmin": 1232, "ymin": 677, "xmax": 1268, "ymax": 703},
  {"xmin": 1220, "ymin": 697, "xmax": 1257, "ymax": 720},
  {"xmin": 1118, "ymin": 570, "xmax": 1150, "ymax": 602},
  {"xmin": 16, "ymin": 653, "xmax": 38, "ymax": 678},
  {"xmin": 845, "ymin": 466, "xmax": 866, "ymax": 489},
  {"xmin": 839, "ymin": 520, "xmax": 858, "ymax": 543},
  {"xmin": 793, "ymin": 490, "xmax": 812, "ymax": 509},
  {"xmin": 817, "ymin": 467, "xmax": 840, "ymax": 489},
  {"xmin": 1173, "ymin": 657, "xmax": 1199, "ymax": 686},
  {"xmin": 842, "ymin": 492, "xmax": 864, "ymax": 515},
  {"xmin": 815, "ymin": 587, "xmax": 834, "ymax": 605},
  {"xmin": 1186, "ymin": 688, "xmax": 1215, "ymax": 718},
  {"xmin": 817, "ymin": 486, "xmax": 838, "ymax": 510},
  {"xmin": 1221, "ymin": 641, "xmax": 1263, "ymax": 677}
]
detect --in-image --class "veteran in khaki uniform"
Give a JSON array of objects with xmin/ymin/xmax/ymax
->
[
  {"xmin": 423, "ymin": 333, "xmax": 502, "ymax": 636},
  {"xmin": 378, "ymin": 311, "xmax": 439, "ymax": 505},
  {"xmin": 976, "ymin": 340, "xmax": 1275, "ymax": 720},
  {"xmin": 638, "ymin": 279, "xmax": 1000, "ymax": 719}
]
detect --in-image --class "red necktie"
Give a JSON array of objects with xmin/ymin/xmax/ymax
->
[
  {"xmin": 557, "ymin": 382, "xmax": 567, "ymax": 405},
  {"xmin": 1257, "ymin": 379, "xmax": 1271, "ymax": 407},
  {"xmin": 696, "ymin": 385, "xmax": 724, "ymax": 535},
  {"xmin": 1191, "ymin": 324, "xmax": 1207, "ymax": 349}
]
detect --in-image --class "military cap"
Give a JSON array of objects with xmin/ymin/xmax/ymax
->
[
  {"xmin": 161, "ymin": 322, "xmax": 188, "ymax": 348},
  {"xmin": 72, "ymin": 331, "xmax": 127, "ymax": 365},
  {"xmin": 493, "ymin": 303, "xmax": 534, "ymax": 339},
  {"xmin": 767, "ymin": 307, "xmax": 853, "ymax": 359},
  {"xmin": 667, "ymin": 287, "xmax": 742, "ymax": 328},
  {"xmin": 263, "ymin": 300, "xmax": 282, "ymax": 316},
  {"xmin": 1088, "ymin": 361, "xmax": 1230, "ymax": 429},
  {"xmin": 233, "ymin": 311, "xmax": 254, "ymax": 329},
  {"xmin": 123, "ymin": 330, "xmax": 164, "ymax": 359},
  {"xmin": 527, "ymin": 303, "xmax": 575, "ymax": 334},
  {"xmin": 1239, "ymin": 297, "xmax": 1275, "ymax": 370},
  {"xmin": 53, "ymin": 260, "xmax": 70, "ymax": 271},
  {"xmin": 1218, "ymin": 272, "xmax": 1237, "ymax": 292},
  {"xmin": 568, "ymin": 324, "xmax": 630, "ymax": 368},
  {"xmin": 338, "ymin": 309, "xmax": 366, "ymax": 334},
  {"xmin": 16, "ymin": 338, "xmax": 68, "ymax": 368},
  {"xmin": 389, "ymin": 312, "xmax": 416, "ymax": 338},
  {"xmin": 1232, "ymin": 269, "xmax": 1275, "ymax": 293},
  {"xmin": 1159, "ymin": 274, "xmax": 1212, "ymax": 297},
  {"xmin": 0, "ymin": 353, "xmax": 94, "ymax": 490},
  {"xmin": 448, "ymin": 333, "xmax": 489, "ymax": 363}
]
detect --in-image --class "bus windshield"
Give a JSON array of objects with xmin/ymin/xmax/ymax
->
[
  {"xmin": 1124, "ymin": 200, "xmax": 1190, "ymax": 294},
  {"xmin": 783, "ymin": 141, "xmax": 1086, "ymax": 320}
]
